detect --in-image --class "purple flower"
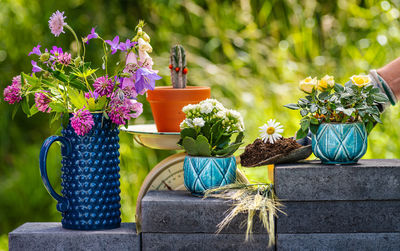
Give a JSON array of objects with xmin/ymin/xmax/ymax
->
[
  {"xmin": 57, "ymin": 52, "xmax": 71, "ymax": 65},
  {"xmin": 3, "ymin": 76, "xmax": 22, "ymax": 104},
  {"xmin": 108, "ymin": 91, "xmax": 143, "ymax": 125},
  {"xmin": 93, "ymin": 76, "xmax": 114, "ymax": 97},
  {"xmin": 31, "ymin": 60, "xmax": 42, "ymax": 73},
  {"xmin": 34, "ymin": 91, "xmax": 52, "ymax": 113},
  {"xmin": 28, "ymin": 44, "xmax": 42, "ymax": 56},
  {"xmin": 50, "ymin": 46, "xmax": 63, "ymax": 56},
  {"xmin": 118, "ymin": 39, "xmax": 136, "ymax": 51},
  {"xmin": 85, "ymin": 27, "xmax": 98, "ymax": 44},
  {"xmin": 135, "ymin": 67, "xmax": 161, "ymax": 94},
  {"xmin": 105, "ymin": 36, "xmax": 119, "ymax": 54},
  {"xmin": 85, "ymin": 90, "xmax": 100, "ymax": 100},
  {"xmin": 48, "ymin": 10, "xmax": 67, "ymax": 37},
  {"xmin": 70, "ymin": 107, "xmax": 94, "ymax": 136}
]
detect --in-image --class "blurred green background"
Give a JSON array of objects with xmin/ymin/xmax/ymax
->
[{"xmin": 2, "ymin": 0, "xmax": 400, "ymax": 248}]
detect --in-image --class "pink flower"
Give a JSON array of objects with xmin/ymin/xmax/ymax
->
[
  {"xmin": 57, "ymin": 52, "xmax": 71, "ymax": 65},
  {"xmin": 70, "ymin": 108, "xmax": 94, "ymax": 136},
  {"xmin": 108, "ymin": 90, "xmax": 143, "ymax": 125},
  {"xmin": 93, "ymin": 76, "xmax": 114, "ymax": 97},
  {"xmin": 49, "ymin": 10, "xmax": 66, "ymax": 37},
  {"xmin": 3, "ymin": 76, "xmax": 22, "ymax": 104},
  {"xmin": 34, "ymin": 91, "xmax": 52, "ymax": 113}
]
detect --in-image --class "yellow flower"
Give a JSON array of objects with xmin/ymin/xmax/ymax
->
[
  {"xmin": 299, "ymin": 77, "xmax": 317, "ymax": 93},
  {"xmin": 350, "ymin": 75, "xmax": 371, "ymax": 87},
  {"xmin": 318, "ymin": 75, "xmax": 335, "ymax": 91}
]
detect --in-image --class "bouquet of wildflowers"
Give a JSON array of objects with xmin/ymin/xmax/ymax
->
[
  {"xmin": 285, "ymin": 75, "xmax": 388, "ymax": 138},
  {"xmin": 3, "ymin": 10, "xmax": 161, "ymax": 135},
  {"xmin": 179, "ymin": 99, "xmax": 245, "ymax": 157}
]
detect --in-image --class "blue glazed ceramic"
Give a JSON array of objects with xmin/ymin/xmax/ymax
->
[
  {"xmin": 183, "ymin": 155, "xmax": 236, "ymax": 196},
  {"xmin": 312, "ymin": 123, "xmax": 368, "ymax": 164},
  {"xmin": 39, "ymin": 113, "xmax": 121, "ymax": 230}
]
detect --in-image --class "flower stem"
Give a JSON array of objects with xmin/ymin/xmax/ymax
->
[{"xmin": 65, "ymin": 24, "xmax": 81, "ymax": 57}]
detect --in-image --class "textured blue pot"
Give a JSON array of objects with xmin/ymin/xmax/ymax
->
[
  {"xmin": 39, "ymin": 113, "xmax": 121, "ymax": 230},
  {"xmin": 312, "ymin": 123, "xmax": 368, "ymax": 165},
  {"xmin": 183, "ymin": 155, "xmax": 237, "ymax": 196}
]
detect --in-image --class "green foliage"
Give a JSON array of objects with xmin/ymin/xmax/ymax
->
[{"xmin": 286, "ymin": 79, "xmax": 389, "ymax": 138}]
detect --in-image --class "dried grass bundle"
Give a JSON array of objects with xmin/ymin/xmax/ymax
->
[{"xmin": 204, "ymin": 183, "xmax": 284, "ymax": 247}]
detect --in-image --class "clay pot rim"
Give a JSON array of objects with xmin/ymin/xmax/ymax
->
[{"xmin": 148, "ymin": 86, "xmax": 210, "ymax": 92}]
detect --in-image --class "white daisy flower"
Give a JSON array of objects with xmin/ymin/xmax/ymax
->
[
  {"xmin": 193, "ymin": 117, "xmax": 205, "ymax": 127},
  {"xmin": 259, "ymin": 119, "xmax": 284, "ymax": 144}
]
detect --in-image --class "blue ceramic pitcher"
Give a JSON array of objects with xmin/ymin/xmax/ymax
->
[{"xmin": 39, "ymin": 113, "xmax": 121, "ymax": 230}]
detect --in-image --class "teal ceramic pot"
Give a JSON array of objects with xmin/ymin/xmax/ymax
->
[
  {"xmin": 183, "ymin": 155, "xmax": 237, "ymax": 196},
  {"xmin": 312, "ymin": 123, "xmax": 368, "ymax": 164}
]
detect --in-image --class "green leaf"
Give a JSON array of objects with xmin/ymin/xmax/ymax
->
[
  {"xmin": 300, "ymin": 109, "xmax": 308, "ymax": 116},
  {"xmin": 21, "ymin": 98, "xmax": 31, "ymax": 116},
  {"xmin": 296, "ymin": 128, "xmax": 307, "ymax": 139},
  {"xmin": 22, "ymin": 73, "xmax": 40, "ymax": 87},
  {"xmin": 372, "ymin": 114, "xmax": 382, "ymax": 124},
  {"xmin": 11, "ymin": 103, "xmax": 20, "ymax": 120},
  {"xmin": 284, "ymin": 103, "xmax": 300, "ymax": 110},
  {"xmin": 318, "ymin": 91, "xmax": 330, "ymax": 100},
  {"xmin": 49, "ymin": 102, "xmax": 67, "ymax": 112},
  {"xmin": 310, "ymin": 124, "xmax": 319, "ymax": 134},
  {"xmin": 49, "ymin": 112, "xmax": 60, "ymax": 127},
  {"xmin": 180, "ymin": 128, "xmax": 197, "ymax": 140},
  {"xmin": 310, "ymin": 103, "xmax": 318, "ymax": 113},
  {"xmin": 373, "ymin": 93, "xmax": 389, "ymax": 103},
  {"xmin": 300, "ymin": 118, "xmax": 310, "ymax": 132},
  {"xmin": 195, "ymin": 135, "xmax": 212, "ymax": 156},
  {"xmin": 182, "ymin": 136, "xmax": 198, "ymax": 156},
  {"xmin": 210, "ymin": 120, "xmax": 223, "ymax": 146},
  {"xmin": 62, "ymin": 113, "xmax": 70, "ymax": 128},
  {"xmin": 28, "ymin": 105, "xmax": 39, "ymax": 118},
  {"xmin": 68, "ymin": 89, "xmax": 86, "ymax": 109},
  {"xmin": 310, "ymin": 116, "xmax": 319, "ymax": 125},
  {"xmin": 234, "ymin": 131, "xmax": 244, "ymax": 144},
  {"xmin": 343, "ymin": 108, "xmax": 355, "ymax": 116},
  {"xmin": 214, "ymin": 142, "xmax": 242, "ymax": 157},
  {"xmin": 366, "ymin": 121, "xmax": 374, "ymax": 134}
]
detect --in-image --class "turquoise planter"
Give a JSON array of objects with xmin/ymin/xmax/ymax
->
[
  {"xmin": 312, "ymin": 123, "xmax": 368, "ymax": 164},
  {"xmin": 183, "ymin": 155, "xmax": 237, "ymax": 196}
]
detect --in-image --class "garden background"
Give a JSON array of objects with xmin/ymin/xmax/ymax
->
[{"xmin": 1, "ymin": 0, "xmax": 400, "ymax": 249}]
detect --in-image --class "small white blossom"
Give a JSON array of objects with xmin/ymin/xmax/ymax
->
[
  {"xmin": 182, "ymin": 104, "xmax": 196, "ymax": 113},
  {"xmin": 216, "ymin": 110, "xmax": 226, "ymax": 118},
  {"xmin": 200, "ymin": 103, "xmax": 213, "ymax": 114},
  {"xmin": 193, "ymin": 117, "xmax": 205, "ymax": 127}
]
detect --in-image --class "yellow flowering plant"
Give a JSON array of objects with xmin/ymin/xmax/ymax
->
[{"xmin": 285, "ymin": 75, "xmax": 389, "ymax": 138}]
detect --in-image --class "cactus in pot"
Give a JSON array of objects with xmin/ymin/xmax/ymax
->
[{"xmin": 170, "ymin": 44, "xmax": 188, "ymax": 88}]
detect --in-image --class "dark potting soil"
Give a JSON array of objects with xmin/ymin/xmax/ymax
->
[{"xmin": 240, "ymin": 138, "xmax": 302, "ymax": 167}]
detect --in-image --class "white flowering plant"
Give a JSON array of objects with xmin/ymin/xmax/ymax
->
[
  {"xmin": 178, "ymin": 99, "xmax": 245, "ymax": 157},
  {"xmin": 285, "ymin": 75, "xmax": 389, "ymax": 139}
]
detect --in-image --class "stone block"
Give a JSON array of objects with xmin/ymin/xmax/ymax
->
[
  {"xmin": 277, "ymin": 201, "xmax": 400, "ymax": 233},
  {"xmin": 142, "ymin": 233, "xmax": 273, "ymax": 251},
  {"xmin": 277, "ymin": 233, "xmax": 400, "ymax": 251},
  {"xmin": 9, "ymin": 222, "xmax": 139, "ymax": 251},
  {"xmin": 275, "ymin": 159, "xmax": 400, "ymax": 201},
  {"xmin": 141, "ymin": 190, "xmax": 265, "ymax": 234}
]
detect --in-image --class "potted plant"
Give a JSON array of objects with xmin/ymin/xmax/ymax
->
[
  {"xmin": 178, "ymin": 99, "xmax": 245, "ymax": 196},
  {"xmin": 147, "ymin": 45, "xmax": 210, "ymax": 132},
  {"xmin": 3, "ymin": 11, "xmax": 161, "ymax": 229},
  {"xmin": 285, "ymin": 75, "xmax": 389, "ymax": 164}
]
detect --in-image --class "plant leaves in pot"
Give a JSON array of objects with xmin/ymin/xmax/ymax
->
[
  {"xmin": 285, "ymin": 75, "xmax": 389, "ymax": 164},
  {"xmin": 178, "ymin": 99, "xmax": 245, "ymax": 196},
  {"xmin": 147, "ymin": 44, "xmax": 211, "ymax": 132}
]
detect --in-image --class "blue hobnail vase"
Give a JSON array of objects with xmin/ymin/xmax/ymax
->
[
  {"xmin": 183, "ymin": 155, "xmax": 237, "ymax": 196},
  {"xmin": 39, "ymin": 113, "xmax": 121, "ymax": 230},
  {"xmin": 312, "ymin": 123, "xmax": 368, "ymax": 165}
]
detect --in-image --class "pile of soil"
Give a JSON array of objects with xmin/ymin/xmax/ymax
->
[{"xmin": 240, "ymin": 138, "xmax": 302, "ymax": 167}]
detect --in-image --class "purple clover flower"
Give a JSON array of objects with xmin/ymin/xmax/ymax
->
[
  {"xmin": 118, "ymin": 39, "xmax": 136, "ymax": 52},
  {"xmin": 93, "ymin": 76, "xmax": 114, "ymax": 97},
  {"xmin": 70, "ymin": 107, "xmax": 94, "ymax": 136},
  {"xmin": 85, "ymin": 27, "xmax": 98, "ymax": 44},
  {"xmin": 135, "ymin": 67, "xmax": 161, "ymax": 94},
  {"xmin": 49, "ymin": 10, "xmax": 67, "ymax": 37},
  {"xmin": 3, "ymin": 76, "xmax": 22, "ymax": 104},
  {"xmin": 34, "ymin": 91, "xmax": 52, "ymax": 113},
  {"xmin": 28, "ymin": 44, "xmax": 42, "ymax": 56},
  {"xmin": 84, "ymin": 90, "xmax": 100, "ymax": 100},
  {"xmin": 108, "ymin": 91, "xmax": 143, "ymax": 125},
  {"xmin": 57, "ymin": 52, "xmax": 71, "ymax": 65},
  {"xmin": 31, "ymin": 60, "xmax": 42, "ymax": 73},
  {"xmin": 105, "ymin": 36, "xmax": 119, "ymax": 54}
]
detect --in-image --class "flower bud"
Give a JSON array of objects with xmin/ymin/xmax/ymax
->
[
  {"xmin": 318, "ymin": 75, "xmax": 335, "ymax": 91},
  {"xmin": 137, "ymin": 27, "xmax": 143, "ymax": 36},
  {"xmin": 74, "ymin": 57, "xmax": 81, "ymax": 67},
  {"xmin": 120, "ymin": 72, "xmax": 131, "ymax": 78},
  {"xmin": 143, "ymin": 33, "xmax": 150, "ymax": 42},
  {"xmin": 40, "ymin": 53, "xmax": 50, "ymax": 62}
]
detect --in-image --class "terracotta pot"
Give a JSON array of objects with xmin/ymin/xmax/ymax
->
[{"xmin": 147, "ymin": 86, "xmax": 211, "ymax": 132}]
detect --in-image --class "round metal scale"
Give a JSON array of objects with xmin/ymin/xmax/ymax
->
[{"xmin": 121, "ymin": 124, "xmax": 249, "ymax": 231}]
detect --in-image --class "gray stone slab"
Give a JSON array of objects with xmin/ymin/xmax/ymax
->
[
  {"xmin": 141, "ymin": 190, "xmax": 266, "ymax": 234},
  {"xmin": 9, "ymin": 222, "xmax": 139, "ymax": 251},
  {"xmin": 277, "ymin": 233, "xmax": 400, "ymax": 251},
  {"xmin": 142, "ymin": 233, "xmax": 273, "ymax": 251},
  {"xmin": 275, "ymin": 159, "xmax": 400, "ymax": 201},
  {"xmin": 277, "ymin": 200, "xmax": 400, "ymax": 233}
]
